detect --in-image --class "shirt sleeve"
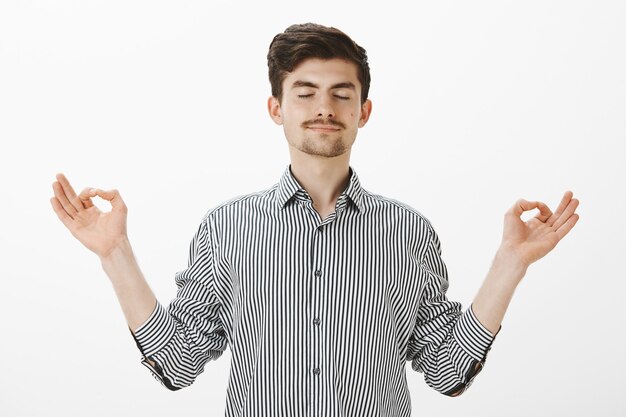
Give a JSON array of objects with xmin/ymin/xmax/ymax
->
[
  {"xmin": 406, "ymin": 227, "xmax": 500, "ymax": 396},
  {"xmin": 129, "ymin": 217, "xmax": 228, "ymax": 391}
]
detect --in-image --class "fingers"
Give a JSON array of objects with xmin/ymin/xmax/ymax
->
[
  {"xmin": 551, "ymin": 195, "xmax": 580, "ymax": 230},
  {"xmin": 509, "ymin": 193, "xmax": 578, "ymax": 223},
  {"xmin": 555, "ymin": 213, "xmax": 580, "ymax": 241},
  {"xmin": 93, "ymin": 188, "xmax": 127, "ymax": 211},
  {"xmin": 55, "ymin": 173, "xmax": 82, "ymax": 212},
  {"xmin": 51, "ymin": 172, "xmax": 126, "ymax": 219},
  {"xmin": 533, "ymin": 201, "xmax": 553, "ymax": 222},
  {"xmin": 508, "ymin": 199, "xmax": 541, "ymax": 217},
  {"xmin": 52, "ymin": 179, "xmax": 78, "ymax": 218},
  {"xmin": 545, "ymin": 191, "xmax": 573, "ymax": 227},
  {"xmin": 78, "ymin": 187, "xmax": 97, "ymax": 209},
  {"xmin": 50, "ymin": 196, "xmax": 75, "ymax": 229},
  {"xmin": 508, "ymin": 192, "xmax": 580, "ymax": 240},
  {"xmin": 56, "ymin": 173, "xmax": 77, "ymax": 198}
]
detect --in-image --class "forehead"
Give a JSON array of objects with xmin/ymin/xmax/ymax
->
[{"xmin": 284, "ymin": 58, "xmax": 360, "ymax": 88}]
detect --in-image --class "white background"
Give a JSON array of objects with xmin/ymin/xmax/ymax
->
[{"xmin": 1, "ymin": 1, "xmax": 624, "ymax": 416}]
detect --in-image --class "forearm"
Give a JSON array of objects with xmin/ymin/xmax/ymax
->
[
  {"xmin": 100, "ymin": 237, "xmax": 157, "ymax": 333},
  {"xmin": 471, "ymin": 246, "xmax": 528, "ymax": 335}
]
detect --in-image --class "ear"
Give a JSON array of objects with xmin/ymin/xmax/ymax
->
[
  {"xmin": 357, "ymin": 99, "xmax": 373, "ymax": 128},
  {"xmin": 267, "ymin": 96, "xmax": 283, "ymax": 125}
]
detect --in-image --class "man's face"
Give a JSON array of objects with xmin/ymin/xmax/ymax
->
[{"xmin": 268, "ymin": 58, "xmax": 372, "ymax": 159}]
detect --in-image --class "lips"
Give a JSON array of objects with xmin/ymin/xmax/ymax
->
[{"xmin": 307, "ymin": 125, "xmax": 341, "ymax": 131}]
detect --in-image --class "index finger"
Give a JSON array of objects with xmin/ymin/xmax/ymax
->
[
  {"xmin": 509, "ymin": 199, "xmax": 540, "ymax": 217},
  {"xmin": 533, "ymin": 201, "xmax": 553, "ymax": 222}
]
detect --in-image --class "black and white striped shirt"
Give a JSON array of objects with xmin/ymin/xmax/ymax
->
[{"xmin": 132, "ymin": 164, "xmax": 499, "ymax": 416}]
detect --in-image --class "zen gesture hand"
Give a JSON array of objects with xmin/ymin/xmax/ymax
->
[
  {"xmin": 500, "ymin": 191, "xmax": 580, "ymax": 268},
  {"xmin": 50, "ymin": 173, "xmax": 129, "ymax": 259}
]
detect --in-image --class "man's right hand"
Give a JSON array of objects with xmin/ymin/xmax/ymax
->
[
  {"xmin": 51, "ymin": 172, "xmax": 158, "ymax": 337},
  {"xmin": 50, "ymin": 173, "xmax": 128, "ymax": 259}
]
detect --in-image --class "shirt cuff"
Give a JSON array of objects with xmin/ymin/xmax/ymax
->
[
  {"xmin": 452, "ymin": 303, "xmax": 500, "ymax": 362},
  {"xmin": 130, "ymin": 300, "xmax": 177, "ymax": 357}
]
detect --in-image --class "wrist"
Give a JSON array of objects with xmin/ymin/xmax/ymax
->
[
  {"xmin": 100, "ymin": 237, "xmax": 134, "ymax": 269},
  {"xmin": 494, "ymin": 244, "xmax": 529, "ymax": 278}
]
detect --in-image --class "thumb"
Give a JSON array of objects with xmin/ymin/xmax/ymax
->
[{"xmin": 93, "ymin": 188, "xmax": 127, "ymax": 211}]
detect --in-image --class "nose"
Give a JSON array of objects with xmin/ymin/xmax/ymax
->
[{"xmin": 316, "ymin": 94, "xmax": 335, "ymax": 119}]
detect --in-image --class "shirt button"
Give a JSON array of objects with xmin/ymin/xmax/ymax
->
[
  {"xmin": 313, "ymin": 367, "xmax": 320, "ymax": 375},
  {"xmin": 315, "ymin": 270, "xmax": 322, "ymax": 277},
  {"xmin": 313, "ymin": 318, "xmax": 320, "ymax": 326}
]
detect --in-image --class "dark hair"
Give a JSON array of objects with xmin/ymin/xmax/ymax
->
[{"xmin": 267, "ymin": 23, "xmax": 370, "ymax": 104}]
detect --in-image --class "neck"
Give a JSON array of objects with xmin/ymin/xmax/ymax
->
[{"xmin": 288, "ymin": 148, "xmax": 352, "ymax": 214}]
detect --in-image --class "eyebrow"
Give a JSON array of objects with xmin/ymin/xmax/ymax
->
[{"xmin": 291, "ymin": 80, "xmax": 356, "ymax": 90}]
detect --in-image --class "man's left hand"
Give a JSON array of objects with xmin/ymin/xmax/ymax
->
[{"xmin": 500, "ymin": 191, "xmax": 580, "ymax": 269}]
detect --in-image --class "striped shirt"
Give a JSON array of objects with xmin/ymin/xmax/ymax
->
[{"xmin": 131, "ymin": 164, "xmax": 499, "ymax": 416}]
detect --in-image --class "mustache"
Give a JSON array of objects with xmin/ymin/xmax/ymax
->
[{"xmin": 301, "ymin": 119, "xmax": 346, "ymax": 129}]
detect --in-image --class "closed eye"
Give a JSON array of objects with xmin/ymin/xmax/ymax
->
[{"xmin": 297, "ymin": 94, "xmax": 350, "ymax": 100}]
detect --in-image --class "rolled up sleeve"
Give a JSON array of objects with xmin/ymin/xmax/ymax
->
[
  {"xmin": 130, "ymin": 218, "xmax": 228, "ymax": 390},
  {"xmin": 407, "ymin": 229, "xmax": 500, "ymax": 396}
]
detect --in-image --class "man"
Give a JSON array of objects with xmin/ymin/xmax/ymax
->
[{"xmin": 50, "ymin": 23, "xmax": 579, "ymax": 416}]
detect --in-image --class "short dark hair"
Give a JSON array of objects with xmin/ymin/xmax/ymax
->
[{"xmin": 267, "ymin": 23, "xmax": 371, "ymax": 105}]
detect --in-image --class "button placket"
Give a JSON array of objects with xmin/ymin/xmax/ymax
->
[
  {"xmin": 310, "ymin": 221, "xmax": 325, "ymax": 415},
  {"xmin": 312, "ymin": 260, "xmax": 322, "ymax": 380}
]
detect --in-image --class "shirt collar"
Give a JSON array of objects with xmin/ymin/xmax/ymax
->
[{"xmin": 275, "ymin": 164, "xmax": 365, "ymax": 213}]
